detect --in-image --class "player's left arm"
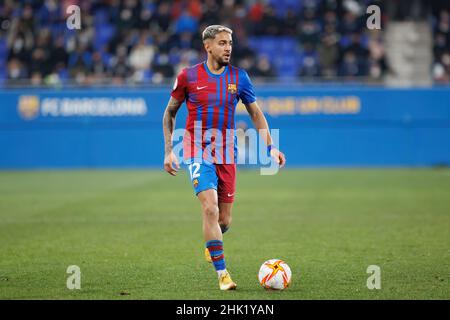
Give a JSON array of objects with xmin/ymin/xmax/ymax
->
[{"xmin": 245, "ymin": 101, "xmax": 286, "ymax": 168}]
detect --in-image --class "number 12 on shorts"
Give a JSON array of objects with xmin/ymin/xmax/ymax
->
[{"xmin": 189, "ymin": 163, "xmax": 201, "ymax": 179}]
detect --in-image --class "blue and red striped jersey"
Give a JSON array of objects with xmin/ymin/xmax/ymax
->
[{"xmin": 171, "ymin": 61, "xmax": 256, "ymax": 164}]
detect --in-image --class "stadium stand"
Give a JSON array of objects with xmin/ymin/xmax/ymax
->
[{"xmin": 0, "ymin": 0, "xmax": 448, "ymax": 86}]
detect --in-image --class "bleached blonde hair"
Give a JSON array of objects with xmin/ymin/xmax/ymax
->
[{"xmin": 202, "ymin": 25, "xmax": 233, "ymax": 41}]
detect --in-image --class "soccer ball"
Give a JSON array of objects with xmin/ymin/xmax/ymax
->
[{"xmin": 258, "ymin": 259, "xmax": 292, "ymax": 290}]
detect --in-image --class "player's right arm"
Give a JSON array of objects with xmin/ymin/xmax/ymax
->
[
  {"xmin": 163, "ymin": 68, "xmax": 188, "ymax": 176},
  {"xmin": 163, "ymin": 97, "xmax": 182, "ymax": 176}
]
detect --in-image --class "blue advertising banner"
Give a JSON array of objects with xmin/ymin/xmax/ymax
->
[{"xmin": 0, "ymin": 86, "xmax": 449, "ymax": 168}]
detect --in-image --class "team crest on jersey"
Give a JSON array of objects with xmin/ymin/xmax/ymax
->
[
  {"xmin": 227, "ymin": 83, "xmax": 237, "ymax": 94},
  {"xmin": 193, "ymin": 179, "xmax": 199, "ymax": 188}
]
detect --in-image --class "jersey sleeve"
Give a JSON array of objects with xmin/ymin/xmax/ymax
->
[
  {"xmin": 171, "ymin": 68, "xmax": 188, "ymax": 102},
  {"xmin": 238, "ymin": 70, "xmax": 257, "ymax": 105}
]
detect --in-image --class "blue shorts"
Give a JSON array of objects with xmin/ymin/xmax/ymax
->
[{"xmin": 186, "ymin": 161, "xmax": 236, "ymax": 203}]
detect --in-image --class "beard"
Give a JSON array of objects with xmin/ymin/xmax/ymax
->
[{"xmin": 217, "ymin": 56, "xmax": 230, "ymax": 67}]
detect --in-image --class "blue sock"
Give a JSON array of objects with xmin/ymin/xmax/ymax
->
[{"xmin": 206, "ymin": 240, "xmax": 226, "ymax": 272}]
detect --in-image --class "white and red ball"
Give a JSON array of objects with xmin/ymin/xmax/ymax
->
[{"xmin": 258, "ymin": 259, "xmax": 292, "ymax": 290}]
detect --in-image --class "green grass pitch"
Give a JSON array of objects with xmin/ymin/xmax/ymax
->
[{"xmin": 0, "ymin": 168, "xmax": 449, "ymax": 300}]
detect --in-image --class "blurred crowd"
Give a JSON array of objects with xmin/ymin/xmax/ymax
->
[
  {"xmin": 432, "ymin": 3, "xmax": 450, "ymax": 83},
  {"xmin": 0, "ymin": 0, "xmax": 385, "ymax": 85},
  {"xmin": 0, "ymin": 0, "xmax": 447, "ymax": 86}
]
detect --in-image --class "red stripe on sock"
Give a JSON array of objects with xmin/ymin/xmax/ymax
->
[
  {"xmin": 211, "ymin": 254, "xmax": 224, "ymax": 262},
  {"xmin": 208, "ymin": 245, "xmax": 223, "ymax": 251}
]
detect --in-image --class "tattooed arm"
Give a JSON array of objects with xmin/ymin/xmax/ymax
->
[{"xmin": 162, "ymin": 96, "xmax": 183, "ymax": 176}]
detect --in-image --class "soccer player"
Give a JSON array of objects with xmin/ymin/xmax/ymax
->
[{"xmin": 162, "ymin": 25, "xmax": 286, "ymax": 290}]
